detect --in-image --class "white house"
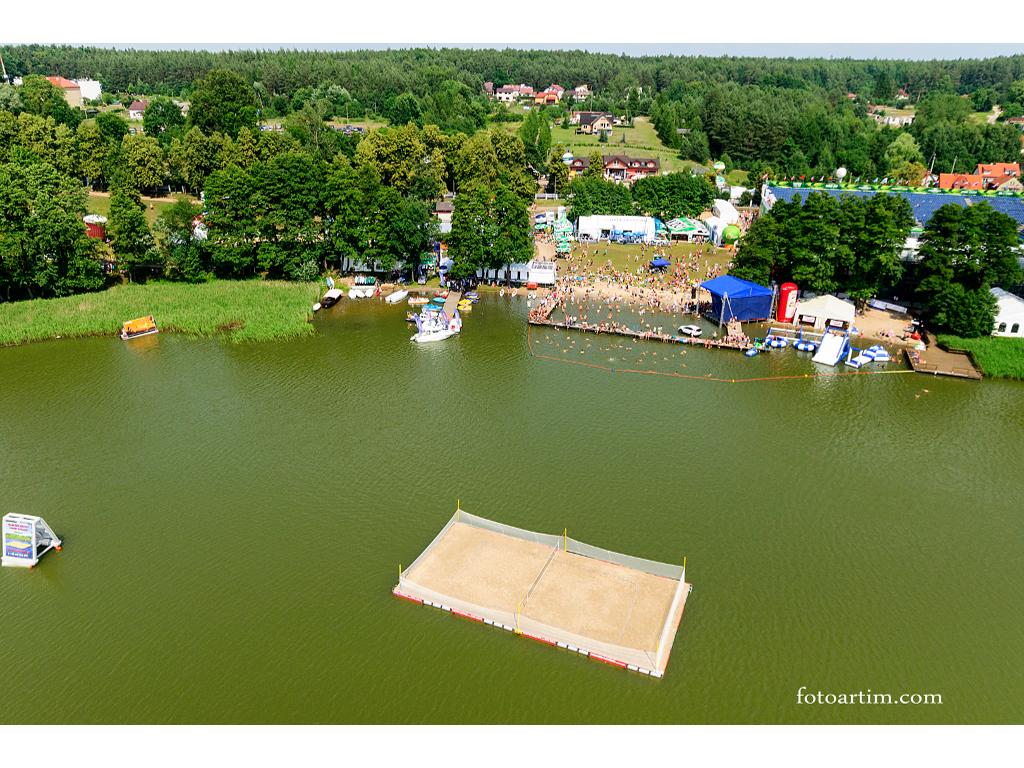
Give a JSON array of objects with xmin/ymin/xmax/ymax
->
[
  {"xmin": 128, "ymin": 100, "xmax": 148, "ymax": 120},
  {"xmin": 991, "ymin": 288, "xmax": 1024, "ymax": 337},
  {"xmin": 576, "ymin": 215, "xmax": 657, "ymax": 243}
]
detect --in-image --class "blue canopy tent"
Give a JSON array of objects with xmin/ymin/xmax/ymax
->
[
  {"xmin": 700, "ymin": 275, "xmax": 773, "ymax": 324},
  {"xmin": 649, "ymin": 257, "xmax": 671, "ymax": 270}
]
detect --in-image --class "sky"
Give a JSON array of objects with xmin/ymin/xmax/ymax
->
[{"xmin": 71, "ymin": 44, "xmax": 1024, "ymax": 60}]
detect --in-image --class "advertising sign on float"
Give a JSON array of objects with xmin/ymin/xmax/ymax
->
[{"xmin": 3, "ymin": 515, "xmax": 36, "ymax": 562}]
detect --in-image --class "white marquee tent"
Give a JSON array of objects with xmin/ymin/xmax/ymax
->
[{"xmin": 793, "ymin": 294, "xmax": 856, "ymax": 330}]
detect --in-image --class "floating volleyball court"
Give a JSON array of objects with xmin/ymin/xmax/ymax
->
[{"xmin": 394, "ymin": 508, "xmax": 692, "ymax": 677}]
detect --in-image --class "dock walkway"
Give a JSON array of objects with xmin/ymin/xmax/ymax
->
[
  {"xmin": 528, "ymin": 293, "xmax": 752, "ymax": 352},
  {"xmin": 442, "ymin": 291, "xmax": 462, "ymax": 317},
  {"xmin": 904, "ymin": 343, "xmax": 982, "ymax": 380}
]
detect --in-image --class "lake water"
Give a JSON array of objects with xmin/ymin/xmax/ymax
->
[{"xmin": 1, "ymin": 295, "xmax": 1021, "ymax": 723}]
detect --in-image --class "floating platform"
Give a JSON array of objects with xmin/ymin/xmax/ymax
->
[{"xmin": 395, "ymin": 508, "xmax": 691, "ymax": 677}]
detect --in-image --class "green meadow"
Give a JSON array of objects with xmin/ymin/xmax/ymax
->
[{"xmin": 0, "ymin": 281, "xmax": 321, "ymax": 346}]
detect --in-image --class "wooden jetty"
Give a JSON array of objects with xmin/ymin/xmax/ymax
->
[
  {"xmin": 528, "ymin": 295, "xmax": 752, "ymax": 352},
  {"xmin": 442, "ymin": 290, "xmax": 462, "ymax": 317},
  {"xmin": 904, "ymin": 344, "xmax": 982, "ymax": 380}
]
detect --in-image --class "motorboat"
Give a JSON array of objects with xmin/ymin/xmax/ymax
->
[
  {"xmin": 385, "ymin": 289, "xmax": 409, "ymax": 304},
  {"xmin": 120, "ymin": 316, "xmax": 158, "ymax": 340},
  {"xmin": 677, "ymin": 324, "xmax": 702, "ymax": 337},
  {"xmin": 411, "ymin": 308, "xmax": 462, "ymax": 343},
  {"xmin": 321, "ymin": 288, "xmax": 344, "ymax": 308}
]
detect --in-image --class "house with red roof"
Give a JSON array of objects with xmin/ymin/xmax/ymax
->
[
  {"xmin": 975, "ymin": 162, "xmax": 1021, "ymax": 191},
  {"xmin": 938, "ymin": 173, "xmax": 984, "ymax": 191},
  {"xmin": 568, "ymin": 154, "xmax": 660, "ymax": 185},
  {"xmin": 45, "ymin": 76, "xmax": 82, "ymax": 108},
  {"xmin": 128, "ymin": 100, "xmax": 149, "ymax": 121}
]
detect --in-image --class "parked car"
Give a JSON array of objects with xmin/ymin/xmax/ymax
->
[{"xmin": 677, "ymin": 324, "xmax": 702, "ymax": 337}]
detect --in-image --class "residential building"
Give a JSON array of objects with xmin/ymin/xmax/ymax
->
[
  {"xmin": 483, "ymin": 81, "xmax": 494, "ymax": 97},
  {"xmin": 534, "ymin": 84, "xmax": 564, "ymax": 105},
  {"xmin": 434, "ymin": 201, "xmax": 453, "ymax": 234},
  {"xmin": 571, "ymin": 111, "xmax": 614, "ymax": 135},
  {"xmin": 938, "ymin": 173, "xmax": 984, "ymax": 190},
  {"xmin": 45, "ymin": 76, "xmax": 82, "ymax": 108},
  {"xmin": 573, "ymin": 84, "xmax": 591, "ymax": 101},
  {"xmin": 975, "ymin": 162, "xmax": 1021, "ymax": 190},
  {"xmin": 495, "ymin": 84, "xmax": 534, "ymax": 103},
  {"xmin": 1005, "ymin": 116, "xmax": 1024, "ymax": 131},
  {"xmin": 128, "ymin": 100, "xmax": 149, "ymax": 121},
  {"xmin": 568, "ymin": 155, "xmax": 660, "ymax": 184},
  {"xmin": 991, "ymin": 288, "xmax": 1024, "ymax": 337}
]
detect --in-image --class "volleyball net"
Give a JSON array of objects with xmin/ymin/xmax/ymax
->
[{"xmin": 396, "ymin": 508, "xmax": 691, "ymax": 677}]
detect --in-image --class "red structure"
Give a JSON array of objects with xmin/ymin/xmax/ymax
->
[
  {"xmin": 777, "ymin": 282, "xmax": 798, "ymax": 322},
  {"xmin": 83, "ymin": 214, "xmax": 107, "ymax": 240}
]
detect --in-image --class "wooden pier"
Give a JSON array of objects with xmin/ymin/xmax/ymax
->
[
  {"xmin": 528, "ymin": 295, "xmax": 752, "ymax": 352},
  {"xmin": 904, "ymin": 345, "xmax": 982, "ymax": 380},
  {"xmin": 442, "ymin": 290, "xmax": 463, "ymax": 317}
]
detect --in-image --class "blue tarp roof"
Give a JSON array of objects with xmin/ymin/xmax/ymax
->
[{"xmin": 701, "ymin": 275, "xmax": 772, "ymax": 298}]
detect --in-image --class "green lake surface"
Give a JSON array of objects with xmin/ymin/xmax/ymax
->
[{"xmin": 1, "ymin": 295, "xmax": 1022, "ymax": 723}]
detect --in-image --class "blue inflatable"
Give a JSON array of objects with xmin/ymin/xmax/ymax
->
[{"xmin": 745, "ymin": 348, "xmax": 759, "ymax": 357}]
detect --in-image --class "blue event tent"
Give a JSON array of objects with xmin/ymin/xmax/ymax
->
[
  {"xmin": 700, "ymin": 275, "xmax": 773, "ymax": 322},
  {"xmin": 649, "ymin": 257, "xmax": 671, "ymax": 269}
]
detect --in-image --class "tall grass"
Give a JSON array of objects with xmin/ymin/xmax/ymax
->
[
  {"xmin": 0, "ymin": 281, "xmax": 321, "ymax": 346},
  {"xmin": 937, "ymin": 334, "xmax": 1024, "ymax": 380}
]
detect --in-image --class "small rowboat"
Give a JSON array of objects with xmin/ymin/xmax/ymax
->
[
  {"xmin": 120, "ymin": 315, "xmax": 158, "ymax": 340},
  {"xmin": 385, "ymin": 289, "xmax": 409, "ymax": 304},
  {"xmin": 408, "ymin": 296, "xmax": 429, "ymax": 305}
]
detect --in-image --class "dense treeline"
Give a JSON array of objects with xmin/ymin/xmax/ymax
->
[
  {"xmin": 733, "ymin": 193, "xmax": 1023, "ymax": 337},
  {"xmin": 566, "ymin": 171, "xmax": 715, "ymax": 220},
  {"xmin": 649, "ymin": 84, "xmax": 1023, "ymax": 179},
  {"xmin": 0, "ymin": 71, "xmax": 536, "ymax": 301},
  {"xmin": 7, "ymin": 46, "xmax": 1024, "ymax": 107}
]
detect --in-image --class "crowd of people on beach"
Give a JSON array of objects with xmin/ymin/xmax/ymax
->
[{"xmin": 529, "ymin": 242, "xmax": 732, "ymax": 326}]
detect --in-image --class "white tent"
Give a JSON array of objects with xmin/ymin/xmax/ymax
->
[
  {"xmin": 991, "ymin": 288, "xmax": 1024, "ymax": 337},
  {"xmin": 793, "ymin": 294, "xmax": 856, "ymax": 330},
  {"xmin": 712, "ymin": 200, "xmax": 740, "ymax": 225},
  {"xmin": 576, "ymin": 215, "xmax": 657, "ymax": 243}
]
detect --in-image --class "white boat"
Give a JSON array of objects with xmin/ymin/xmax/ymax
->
[
  {"xmin": 411, "ymin": 307, "xmax": 462, "ymax": 343},
  {"xmin": 411, "ymin": 328, "xmax": 458, "ymax": 343},
  {"xmin": 321, "ymin": 288, "xmax": 344, "ymax": 308},
  {"xmin": 385, "ymin": 289, "xmax": 409, "ymax": 304}
]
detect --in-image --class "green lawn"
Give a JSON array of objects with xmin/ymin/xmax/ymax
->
[
  {"xmin": 936, "ymin": 334, "xmax": 1024, "ymax": 380},
  {"xmin": 0, "ymin": 281, "xmax": 321, "ymax": 346},
  {"xmin": 86, "ymin": 191, "xmax": 195, "ymax": 226},
  {"xmin": 550, "ymin": 117, "xmax": 694, "ymax": 173}
]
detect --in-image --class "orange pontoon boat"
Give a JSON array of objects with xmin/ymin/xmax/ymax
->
[{"xmin": 120, "ymin": 315, "xmax": 159, "ymax": 340}]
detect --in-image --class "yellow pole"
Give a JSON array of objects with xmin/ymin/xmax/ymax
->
[
  {"xmin": 398, "ymin": 563, "xmax": 402, "ymax": 580},
  {"xmin": 563, "ymin": 528, "xmax": 567, "ymax": 551}
]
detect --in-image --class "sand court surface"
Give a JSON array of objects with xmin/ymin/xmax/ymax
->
[{"xmin": 399, "ymin": 515, "xmax": 690, "ymax": 675}]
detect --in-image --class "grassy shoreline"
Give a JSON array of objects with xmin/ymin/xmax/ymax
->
[
  {"xmin": 937, "ymin": 334, "xmax": 1024, "ymax": 380},
  {"xmin": 0, "ymin": 281, "xmax": 321, "ymax": 346}
]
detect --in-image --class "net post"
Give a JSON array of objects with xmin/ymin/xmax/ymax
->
[{"xmin": 654, "ymin": 555, "xmax": 689, "ymax": 674}]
